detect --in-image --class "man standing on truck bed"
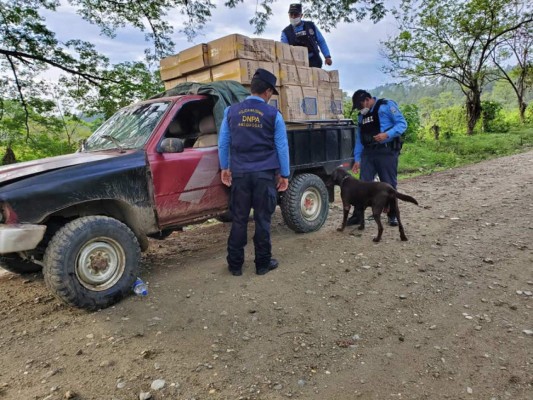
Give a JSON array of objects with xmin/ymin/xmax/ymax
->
[
  {"xmin": 281, "ymin": 3, "xmax": 333, "ymax": 68},
  {"xmin": 218, "ymin": 68, "xmax": 290, "ymax": 276},
  {"xmin": 349, "ymin": 89, "xmax": 408, "ymax": 227}
]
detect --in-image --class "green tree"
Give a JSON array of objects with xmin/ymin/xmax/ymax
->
[
  {"xmin": 491, "ymin": 10, "xmax": 533, "ymax": 123},
  {"xmin": 382, "ymin": 0, "xmax": 533, "ymax": 135},
  {"xmin": 61, "ymin": 62, "xmax": 165, "ymax": 120}
]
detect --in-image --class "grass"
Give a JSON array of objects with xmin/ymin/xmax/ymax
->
[{"xmin": 398, "ymin": 125, "xmax": 533, "ymax": 178}]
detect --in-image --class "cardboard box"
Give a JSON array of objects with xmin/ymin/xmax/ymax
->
[
  {"xmin": 212, "ymin": 59, "xmax": 258, "ymax": 84},
  {"xmin": 328, "ymin": 70, "xmax": 340, "ymax": 84},
  {"xmin": 186, "ymin": 69, "xmax": 212, "ymax": 83},
  {"xmin": 331, "ymin": 88, "xmax": 344, "ymax": 116},
  {"xmin": 179, "ymin": 44, "xmax": 209, "ymax": 75},
  {"xmin": 275, "ymin": 42, "xmax": 309, "ymax": 67},
  {"xmin": 280, "ymin": 85, "xmax": 318, "ymax": 121},
  {"xmin": 242, "ymin": 85, "xmax": 281, "ymax": 111},
  {"xmin": 268, "ymin": 93, "xmax": 281, "ymax": 111},
  {"xmin": 212, "ymin": 60, "xmax": 279, "ymax": 85},
  {"xmin": 253, "ymin": 38, "xmax": 276, "ymax": 62},
  {"xmin": 208, "ymin": 34, "xmax": 257, "ymax": 66},
  {"xmin": 159, "ymin": 54, "xmax": 181, "ymax": 81},
  {"xmin": 279, "ymin": 64, "xmax": 313, "ymax": 87},
  {"xmin": 312, "ymin": 67, "xmax": 331, "ymax": 88},
  {"xmin": 163, "ymin": 76, "xmax": 187, "ymax": 91},
  {"xmin": 317, "ymin": 87, "xmax": 334, "ymax": 120}
]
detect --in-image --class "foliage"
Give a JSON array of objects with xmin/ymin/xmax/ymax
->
[
  {"xmin": 399, "ymin": 104, "xmax": 420, "ymax": 142},
  {"xmin": 398, "ymin": 125, "xmax": 533, "ymax": 177},
  {"xmin": 61, "ymin": 62, "xmax": 165, "ymax": 120},
  {"xmin": 481, "ymin": 101, "xmax": 510, "ymax": 133},
  {"xmin": 383, "ymin": 0, "xmax": 533, "ymax": 134},
  {"xmin": 491, "ymin": 11, "xmax": 533, "ymax": 123}
]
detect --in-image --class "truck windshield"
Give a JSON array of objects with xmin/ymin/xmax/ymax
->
[{"xmin": 83, "ymin": 101, "xmax": 171, "ymax": 152}]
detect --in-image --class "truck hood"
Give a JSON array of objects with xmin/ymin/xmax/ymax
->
[{"xmin": 0, "ymin": 151, "xmax": 135, "ymax": 185}]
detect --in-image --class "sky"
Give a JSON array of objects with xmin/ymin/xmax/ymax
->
[{"xmin": 42, "ymin": 1, "xmax": 401, "ymax": 95}]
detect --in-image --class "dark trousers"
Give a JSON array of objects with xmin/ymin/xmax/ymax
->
[
  {"xmin": 227, "ymin": 170, "xmax": 277, "ymax": 271},
  {"xmin": 309, "ymin": 53, "xmax": 323, "ymax": 68},
  {"xmin": 360, "ymin": 147, "xmax": 400, "ymax": 217}
]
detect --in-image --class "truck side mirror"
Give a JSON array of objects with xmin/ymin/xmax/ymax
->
[{"xmin": 158, "ymin": 138, "xmax": 184, "ymax": 153}]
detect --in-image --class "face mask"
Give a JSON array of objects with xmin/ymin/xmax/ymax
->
[
  {"xmin": 290, "ymin": 17, "xmax": 301, "ymax": 26},
  {"xmin": 360, "ymin": 108, "xmax": 370, "ymax": 116}
]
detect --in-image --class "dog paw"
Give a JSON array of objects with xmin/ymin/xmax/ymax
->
[
  {"xmin": 337, "ymin": 228, "xmax": 345, "ymax": 232},
  {"xmin": 372, "ymin": 237, "xmax": 381, "ymax": 242},
  {"xmin": 357, "ymin": 226, "xmax": 365, "ymax": 231},
  {"xmin": 401, "ymin": 236, "xmax": 408, "ymax": 241}
]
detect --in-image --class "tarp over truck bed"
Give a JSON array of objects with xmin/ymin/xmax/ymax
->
[{"xmin": 150, "ymin": 80, "xmax": 250, "ymax": 132}]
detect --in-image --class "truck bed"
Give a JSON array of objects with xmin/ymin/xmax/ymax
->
[{"xmin": 286, "ymin": 120, "xmax": 356, "ymax": 174}]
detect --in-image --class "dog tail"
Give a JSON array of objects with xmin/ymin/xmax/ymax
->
[{"xmin": 396, "ymin": 191, "xmax": 418, "ymax": 205}]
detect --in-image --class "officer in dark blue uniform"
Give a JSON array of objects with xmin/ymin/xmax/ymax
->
[
  {"xmin": 281, "ymin": 3, "xmax": 333, "ymax": 68},
  {"xmin": 218, "ymin": 69, "xmax": 290, "ymax": 276},
  {"xmin": 348, "ymin": 89, "xmax": 408, "ymax": 227}
]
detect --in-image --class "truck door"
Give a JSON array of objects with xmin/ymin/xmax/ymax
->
[{"xmin": 146, "ymin": 98, "xmax": 229, "ymax": 227}]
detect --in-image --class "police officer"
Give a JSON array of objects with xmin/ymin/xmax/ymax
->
[
  {"xmin": 218, "ymin": 69, "xmax": 290, "ymax": 276},
  {"xmin": 281, "ymin": 3, "xmax": 332, "ymax": 68},
  {"xmin": 348, "ymin": 90, "xmax": 408, "ymax": 227}
]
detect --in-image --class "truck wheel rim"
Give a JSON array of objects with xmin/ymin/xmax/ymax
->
[
  {"xmin": 76, "ymin": 237, "xmax": 126, "ymax": 291},
  {"xmin": 301, "ymin": 188, "xmax": 321, "ymax": 221}
]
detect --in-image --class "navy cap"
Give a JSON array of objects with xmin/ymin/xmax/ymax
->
[
  {"xmin": 253, "ymin": 68, "xmax": 279, "ymax": 95},
  {"xmin": 352, "ymin": 89, "xmax": 371, "ymax": 110},
  {"xmin": 288, "ymin": 3, "xmax": 302, "ymax": 14}
]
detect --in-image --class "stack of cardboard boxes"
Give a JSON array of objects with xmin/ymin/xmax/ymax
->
[{"xmin": 160, "ymin": 34, "xmax": 344, "ymax": 121}]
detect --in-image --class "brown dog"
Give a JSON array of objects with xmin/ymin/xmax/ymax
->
[{"xmin": 330, "ymin": 167, "xmax": 418, "ymax": 242}]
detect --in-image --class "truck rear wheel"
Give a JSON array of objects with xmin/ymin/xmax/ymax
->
[
  {"xmin": 43, "ymin": 216, "xmax": 141, "ymax": 310},
  {"xmin": 0, "ymin": 255, "xmax": 42, "ymax": 274},
  {"xmin": 281, "ymin": 173, "xmax": 329, "ymax": 233}
]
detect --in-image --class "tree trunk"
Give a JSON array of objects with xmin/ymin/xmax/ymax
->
[
  {"xmin": 432, "ymin": 124, "xmax": 440, "ymax": 140},
  {"xmin": 519, "ymin": 100, "xmax": 527, "ymax": 124},
  {"xmin": 2, "ymin": 146, "xmax": 17, "ymax": 165},
  {"xmin": 465, "ymin": 90, "xmax": 482, "ymax": 135}
]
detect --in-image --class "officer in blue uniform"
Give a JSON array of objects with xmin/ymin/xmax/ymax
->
[
  {"xmin": 281, "ymin": 3, "xmax": 332, "ymax": 68},
  {"xmin": 218, "ymin": 69, "xmax": 290, "ymax": 276},
  {"xmin": 348, "ymin": 89, "xmax": 408, "ymax": 227}
]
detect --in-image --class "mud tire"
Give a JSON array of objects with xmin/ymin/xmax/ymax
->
[
  {"xmin": 281, "ymin": 173, "xmax": 329, "ymax": 233},
  {"xmin": 43, "ymin": 216, "xmax": 140, "ymax": 310}
]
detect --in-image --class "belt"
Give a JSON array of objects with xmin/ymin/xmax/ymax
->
[{"xmin": 365, "ymin": 142, "xmax": 393, "ymax": 149}]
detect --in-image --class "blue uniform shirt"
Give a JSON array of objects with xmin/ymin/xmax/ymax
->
[
  {"xmin": 353, "ymin": 98, "xmax": 407, "ymax": 162},
  {"xmin": 219, "ymin": 96, "xmax": 290, "ymax": 177},
  {"xmin": 280, "ymin": 21, "xmax": 331, "ymax": 58}
]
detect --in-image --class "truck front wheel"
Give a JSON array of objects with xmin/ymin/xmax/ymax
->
[
  {"xmin": 43, "ymin": 216, "xmax": 141, "ymax": 310},
  {"xmin": 281, "ymin": 173, "xmax": 329, "ymax": 233}
]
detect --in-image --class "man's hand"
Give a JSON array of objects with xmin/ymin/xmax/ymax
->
[
  {"xmin": 352, "ymin": 162, "xmax": 360, "ymax": 174},
  {"xmin": 373, "ymin": 133, "xmax": 389, "ymax": 143},
  {"xmin": 277, "ymin": 177, "xmax": 289, "ymax": 192},
  {"xmin": 325, "ymin": 57, "xmax": 333, "ymax": 66},
  {"xmin": 221, "ymin": 169, "xmax": 232, "ymax": 187}
]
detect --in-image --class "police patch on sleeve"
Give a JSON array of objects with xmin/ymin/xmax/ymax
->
[{"xmin": 390, "ymin": 106, "xmax": 398, "ymax": 114}]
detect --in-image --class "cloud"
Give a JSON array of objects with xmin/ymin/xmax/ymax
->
[{"xmin": 42, "ymin": 1, "xmax": 400, "ymax": 93}]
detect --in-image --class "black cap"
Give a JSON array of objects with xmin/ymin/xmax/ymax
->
[
  {"xmin": 352, "ymin": 89, "xmax": 371, "ymax": 110},
  {"xmin": 288, "ymin": 3, "xmax": 302, "ymax": 14},
  {"xmin": 252, "ymin": 68, "xmax": 279, "ymax": 95}
]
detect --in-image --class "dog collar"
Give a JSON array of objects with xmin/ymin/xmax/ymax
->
[{"xmin": 341, "ymin": 175, "xmax": 351, "ymax": 184}]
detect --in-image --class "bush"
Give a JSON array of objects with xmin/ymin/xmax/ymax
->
[
  {"xmin": 400, "ymin": 104, "xmax": 420, "ymax": 143},
  {"xmin": 481, "ymin": 101, "xmax": 510, "ymax": 133}
]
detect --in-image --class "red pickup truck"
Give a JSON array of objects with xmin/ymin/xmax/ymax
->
[{"xmin": 0, "ymin": 93, "xmax": 355, "ymax": 309}]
